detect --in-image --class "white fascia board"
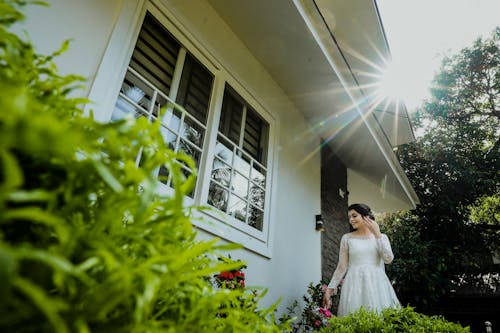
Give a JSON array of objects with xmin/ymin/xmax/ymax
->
[{"xmin": 292, "ymin": 0, "xmax": 419, "ymax": 208}]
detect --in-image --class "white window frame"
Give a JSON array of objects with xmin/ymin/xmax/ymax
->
[{"xmin": 87, "ymin": 0, "xmax": 277, "ymax": 257}]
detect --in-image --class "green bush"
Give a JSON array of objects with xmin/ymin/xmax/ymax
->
[
  {"xmin": 0, "ymin": 1, "xmax": 290, "ymax": 332},
  {"xmin": 281, "ymin": 282, "xmax": 339, "ymax": 332},
  {"xmin": 320, "ymin": 307, "xmax": 470, "ymax": 333}
]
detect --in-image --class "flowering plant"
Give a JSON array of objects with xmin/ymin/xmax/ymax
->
[
  {"xmin": 215, "ymin": 267, "xmax": 246, "ymax": 289},
  {"xmin": 280, "ymin": 281, "xmax": 341, "ymax": 332},
  {"xmin": 308, "ymin": 306, "xmax": 332, "ymax": 329},
  {"xmin": 301, "ymin": 283, "xmax": 335, "ymax": 331}
]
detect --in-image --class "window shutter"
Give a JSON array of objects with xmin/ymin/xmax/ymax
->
[{"xmin": 129, "ymin": 13, "xmax": 180, "ymax": 96}]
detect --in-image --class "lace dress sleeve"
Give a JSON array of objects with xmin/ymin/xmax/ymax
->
[
  {"xmin": 327, "ymin": 234, "xmax": 349, "ymax": 290},
  {"xmin": 376, "ymin": 234, "xmax": 394, "ymax": 264}
]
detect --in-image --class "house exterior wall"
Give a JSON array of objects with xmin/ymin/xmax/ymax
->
[
  {"xmin": 159, "ymin": 0, "xmax": 324, "ymax": 310},
  {"xmin": 18, "ymin": 0, "xmax": 328, "ymax": 311},
  {"xmin": 14, "ymin": 0, "xmax": 123, "ymax": 96},
  {"xmin": 320, "ymin": 143, "xmax": 350, "ymax": 283},
  {"xmin": 347, "ymin": 169, "xmax": 412, "ymax": 213}
]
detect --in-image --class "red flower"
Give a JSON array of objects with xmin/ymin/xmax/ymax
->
[
  {"xmin": 314, "ymin": 320, "xmax": 321, "ymax": 327},
  {"xmin": 218, "ymin": 271, "xmax": 233, "ymax": 280},
  {"xmin": 319, "ymin": 307, "xmax": 332, "ymax": 318}
]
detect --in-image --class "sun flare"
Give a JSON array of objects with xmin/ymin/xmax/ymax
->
[{"xmin": 376, "ymin": 61, "xmax": 409, "ymax": 104}]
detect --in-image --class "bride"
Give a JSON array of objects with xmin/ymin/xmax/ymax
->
[{"xmin": 323, "ymin": 203, "xmax": 400, "ymax": 317}]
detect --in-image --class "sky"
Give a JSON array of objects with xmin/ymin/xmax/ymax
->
[{"xmin": 376, "ymin": 0, "xmax": 500, "ymax": 112}]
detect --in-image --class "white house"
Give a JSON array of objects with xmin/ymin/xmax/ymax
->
[{"xmin": 19, "ymin": 0, "xmax": 419, "ymax": 312}]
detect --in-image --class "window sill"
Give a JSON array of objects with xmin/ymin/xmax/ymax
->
[
  {"xmin": 191, "ymin": 208, "xmax": 272, "ymax": 258},
  {"xmin": 157, "ymin": 183, "xmax": 272, "ymax": 258}
]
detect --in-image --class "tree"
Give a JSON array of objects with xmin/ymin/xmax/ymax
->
[
  {"xmin": 469, "ymin": 192, "xmax": 500, "ymax": 228},
  {"xmin": 381, "ymin": 27, "xmax": 500, "ymax": 311}
]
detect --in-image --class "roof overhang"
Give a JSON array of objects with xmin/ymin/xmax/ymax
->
[{"xmin": 208, "ymin": 0, "xmax": 419, "ymax": 210}]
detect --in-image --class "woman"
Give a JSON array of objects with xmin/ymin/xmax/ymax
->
[{"xmin": 323, "ymin": 203, "xmax": 400, "ymax": 317}]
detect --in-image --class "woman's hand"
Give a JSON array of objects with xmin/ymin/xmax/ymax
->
[
  {"xmin": 322, "ymin": 287, "xmax": 336, "ymax": 309},
  {"xmin": 363, "ymin": 216, "xmax": 382, "ymax": 238}
]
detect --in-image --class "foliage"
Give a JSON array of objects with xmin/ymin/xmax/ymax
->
[
  {"xmin": 468, "ymin": 192, "xmax": 500, "ymax": 262},
  {"xmin": 380, "ymin": 26, "xmax": 500, "ymax": 311},
  {"xmin": 379, "ymin": 213, "xmax": 443, "ymax": 306},
  {"xmin": 0, "ymin": 1, "xmax": 291, "ymax": 332},
  {"xmin": 469, "ymin": 192, "xmax": 500, "ymax": 227},
  {"xmin": 427, "ymin": 27, "xmax": 500, "ymax": 135},
  {"xmin": 214, "ymin": 261, "xmax": 246, "ymax": 289},
  {"xmin": 320, "ymin": 307, "xmax": 470, "ymax": 333},
  {"xmin": 282, "ymin": 282, "xmax": 338, "ymax": 332}
]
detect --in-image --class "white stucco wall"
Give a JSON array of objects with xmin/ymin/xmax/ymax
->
[
  {"xmin": 14, "ymin": 0, "xmax": 123, "ymax": 97},
  {"xmin": 347, "ymin": 168, "xmax": 412, "ymax": 213},
  {"xmin": 163, "ymin": 0, "xmax": 322, "ymax": 311},
  {"xmin": 17, "ymin": 0, "xmax": 323, "ymax": 314}
]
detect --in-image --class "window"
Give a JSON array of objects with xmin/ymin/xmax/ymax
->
[
  {"xmin": 109, "ymin": 10, "xmax": 272, "ymax": 241},
  {"xmin": 208, "ymin": 85, "xmax": 269, "ymax": 230},
  {"xmin": 111, "ymin": 14, "xmax": 214, "ymax": 197}
]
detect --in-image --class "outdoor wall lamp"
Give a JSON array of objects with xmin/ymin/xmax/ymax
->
[{"xmin": 315, "ymin": 214, "xmax": 325, "ymax": 232}]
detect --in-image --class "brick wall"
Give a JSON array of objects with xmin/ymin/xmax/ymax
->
[{"xmin": 320, "ymin": 143, "xmax": 350, "ymax": 282}]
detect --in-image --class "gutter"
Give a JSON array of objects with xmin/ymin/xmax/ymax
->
[{"xmin": 292, "ymin": 0, "xmax": 419, "ymax": 208}]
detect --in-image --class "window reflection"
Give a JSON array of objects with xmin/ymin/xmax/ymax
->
[
  {"xmin": 229, "ymin": 195, "xmax": 247, "ymax": 222},
  {"xmin": 208, "ymin": 182, "xmax": 229, "ymax": 212},
  {"xmin": 207, "ymin": 85, "xmax": 269, "ymax": 231}
]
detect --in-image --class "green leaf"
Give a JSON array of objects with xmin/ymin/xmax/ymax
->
[
  {"xmin": 13, "ymin": 277, "xmax": 69, "ymax": 333},
  {"xmin": 0, "ymin": 149, "xmax": 23, "ymax": 189},
  {"xmin": 3, "ymin": 207, "xmax": 69, "ymax": 243},
  {"xmin": 92, "ymin": 159, "xmax": 123, "ymax": 192}
]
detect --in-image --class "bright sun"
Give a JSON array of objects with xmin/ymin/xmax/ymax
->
[{"xmin": 377, "ymin": 62, "xmax": 409, "ymax": 104}]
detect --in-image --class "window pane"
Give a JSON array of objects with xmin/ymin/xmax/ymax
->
[
  {"xmin": 112, "ymin": 79, "xmax": 150, "ymax": 120},
  {"xmin": 228, "ymin": 195, "xmax": 247, "ymax": 223},
  {"xmin": 252, "ymin": 163, "xmax": 266, "ymax": 184},
  {"xmin": 181, "ymin": 116, "xmax": 204, "ymax": 148},
  {"xmin": 248, "ymin": 206, "xmax": 264, "ymax": 230},
  {"xmin": 130, "ymin": 13, "xmax": 180, "ymax": 96},
  {"xmin": 162, "ymin": 107, "xmax": 182, "ymax": 133},
  {"xmin": 249, "ymin": 181, "xmax": 265, "ymax": 209},
  {"xmin": 219, "ymin": 86, "xmax": 243, "ymax": 144},
  {"xmin": 160, "ymin": 126, "xmax": 177, "ymax": 151},
  {"xmin": 212, "ymin": 84, "xmax": 270, "ymax": 231},
  {"xmin": 150, "ymin": 94, "xmax": 169, "ymax": 119},
  {"xmin": 234, "ymin": 152, "xmax": 251, "ymax": 177},
  {"xmin": 112, "ymin": 95, "xmax": 144, "ymax": 120},
  {"xmin": 176, "ymin": 54, "xmax": 213, "ymax": 125},
  {"xmin": 210, "ymin": 164, "xmax": 231, "ymax": 188},
  {"xmin": 214, "ymin": 137, "xmax": 233, "ymax": 164},
  {"xmin": 244, "ymin": 106, "xmax": 269, "ymax": 164},
  {"xmin": 208, "ymin": 182, "xmax": 229, "ymax": 212},
  {"xmin": 232, "ymin": 172, "xmax": 249, "ymax": 198},
  {"xmin": 178, "ymin": 139, "xmax": 201, "ymax": 168}
]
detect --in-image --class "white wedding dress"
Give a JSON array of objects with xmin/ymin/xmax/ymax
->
[{"xmin": 328, "ymin": 233, "xmax": 400, "ymax": 317}]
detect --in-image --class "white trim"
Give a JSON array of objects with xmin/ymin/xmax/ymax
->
[
  {"xmin": 86, "ymin": 0, "xmax": 147, "ymax": 121},
  {"xmin": 293, "ymin": 0, "xmax": 418, "ymax": 207},
  {"xmin": 88, "ymin": 0, "xmax": 278, "ymax": 257},
  {"xmin": 148, "ymin": 1, "xmax": 220, "ymax": 73},
  {"xmin": 197, "ymin": 75, "xmax": 225, "ymax": 205}
]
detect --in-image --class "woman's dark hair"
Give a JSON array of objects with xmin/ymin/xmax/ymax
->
[{"xmin": 348, "ymin": 203, "xmax": 375, "ymax": 220}]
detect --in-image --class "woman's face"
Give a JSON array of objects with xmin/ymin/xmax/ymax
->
[{"xmin": 348, "ymin": 209, "xmax": 364, "ymax": 229}]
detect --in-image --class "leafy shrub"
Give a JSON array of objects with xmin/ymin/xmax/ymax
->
[
  {"xmin": 321, "ymin": 307, "xmax": 470, "ymax": 333},
  {"xmin": 0, "ymin": 1, "xmax": 290, "ymax": 332},
  {"xmin": 282, "ymin": 282, "xmax": 339, "ymax": 332}
]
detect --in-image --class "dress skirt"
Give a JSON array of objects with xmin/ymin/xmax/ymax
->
[{"xmin": 337, "ymin": 264, "xmax": 400, "ymax": 317}]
